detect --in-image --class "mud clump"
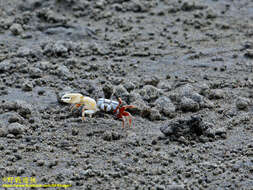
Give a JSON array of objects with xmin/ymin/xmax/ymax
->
[
  {"xmin": 236, "ymin": 97, "xmax": 250, "ymax": 110},
  {"xmin": 7, "ymin": 122, "xmax": 26, "ymax": 136},
  {"xmin": 180, "ymin": 96, "xmax": 200, "ymax": 112},
  {"xmin": 0, "ymin": 0, "xmax": 252, "ymax": 189},
  {"xmin": 9, "ymin": 23, "xmax": 24, "ymax": 35},
  {"xmin": 154, "ymin": 96, "xmax": 176, "ymax": 118},
  {"xmin": 103, "ymin": 131, "xmax": 122, "ymax": 141},
  {"xmin": 160, "ymin": 115, "xmax": 226, "ymax": 143}
]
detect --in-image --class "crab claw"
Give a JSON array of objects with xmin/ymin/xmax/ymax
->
[
  {"xmin": 113, "ymin": 98, "xmax": 122, "ymax": 114},
  {"xmin": 61, "ymin": 93, "xmax": 83, "ymax": 104},
  {"xmin": 71, "ymin": 104, "xmax": 82, "ymax": 112}
]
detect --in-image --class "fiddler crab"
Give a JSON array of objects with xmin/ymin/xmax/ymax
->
[{"xmin": 61, "ymin": 93, "xmax": 136, "ymax": 128}]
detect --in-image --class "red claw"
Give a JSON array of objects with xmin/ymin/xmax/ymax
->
[
  {"xmin": 113, "ymin": 98, "xmax": 122, "ymax": 114},
  {"xmin": 113, "ymin": 98, "xmax": 135, "ymax": 128}
]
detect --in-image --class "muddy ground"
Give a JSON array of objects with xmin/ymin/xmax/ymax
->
[{"xmin": 1, "ymin": 0, "xmax": 253, "ymax": 189}]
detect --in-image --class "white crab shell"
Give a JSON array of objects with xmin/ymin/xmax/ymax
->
[{"xmin": 97, "ymin": 98, "xmax": 119, "ymax": 112}]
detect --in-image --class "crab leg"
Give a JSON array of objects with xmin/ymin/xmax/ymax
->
[
  {"xmin": 122, "ymin": 111, "xmax": 132, "ymax": 127},
  {"xmin": 123, "ymin": 105, "xmax": 136, "ymax": 110},
  {"xmin": 84, "ymin": 110, "xmax": 96, "ymax": 118},
  {"xmin": 127, "ymin": 114, "xmax": 132, "ymax": 127},
  {"xmin": 71, "ymin": 104, "xmax": 82, "ymax": 112},
  {"xmin": 122, "ymin": 116, "xmax": 126, "ymax": 128},
  {"xmin": 81, "ymin": 106, "xmax": 86, "ymax": 121}
]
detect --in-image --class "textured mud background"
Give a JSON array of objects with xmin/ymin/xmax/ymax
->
[{"xmin": 1, "ymin": 0, "xmax": 253, "ymax": 189}]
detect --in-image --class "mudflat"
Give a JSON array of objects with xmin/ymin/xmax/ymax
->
[{"xmin": 1, "ymin": 0, "xmax": 253, "ymax": 189}]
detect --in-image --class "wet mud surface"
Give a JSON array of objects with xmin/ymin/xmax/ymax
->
[{"xmin": 1, "ymin": 0, "xmax": 253, "ymax": 189}]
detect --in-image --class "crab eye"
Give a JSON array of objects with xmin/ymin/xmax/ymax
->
[{"xmin": 62, "ymin": 96, "xmax": 71, "ymax": 100}]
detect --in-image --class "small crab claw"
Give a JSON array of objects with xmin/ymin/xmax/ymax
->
[
  {"xmin": 71, "ymin": 104, "xmax": 82, "ymax": 112},
  {"xmin": 113, "ymin": 98, "xmax": 122, "ymax": 114}
]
